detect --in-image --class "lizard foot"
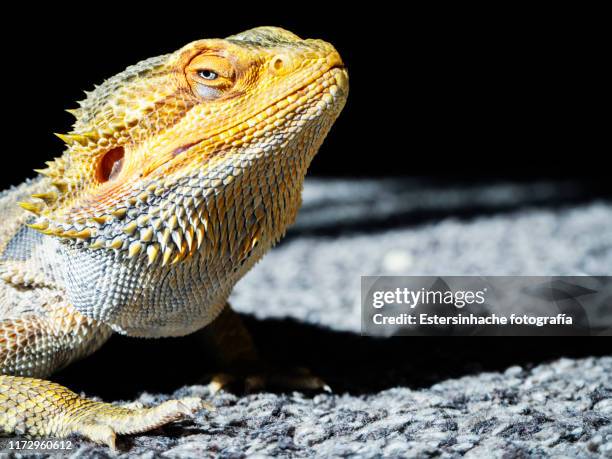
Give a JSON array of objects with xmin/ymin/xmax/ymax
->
[
  {"xmin": 199, "ymin": 305, "xmax": 331, "ymax": 395},
  {"xmin": 72, "ymin": 396, "xmax": 210, "ymax": 449},
  {"xmin": 0, "ymin": 375, "xmax": 212, "ymax": 450},
  {"xmin": 207, "ymin": 366, "xmax": 331, "ymax": 394}
]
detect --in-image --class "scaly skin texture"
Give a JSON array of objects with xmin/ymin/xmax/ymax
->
[{"xmin": 0, "ymin": 26, "xmax": 348, "ymax": 448}]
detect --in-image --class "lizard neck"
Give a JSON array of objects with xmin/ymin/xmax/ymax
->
[{"xmin": 55, "ymin": 122, "xmax": 322, "ymax": 337}]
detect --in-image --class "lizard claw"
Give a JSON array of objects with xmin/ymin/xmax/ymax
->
[
  {"xmin": 208, "ymin": 373, "xmax": 236, "ymax": 395},
  {"xmin": 173, "ymin": 396, "xmax": 215, "ymax": 414},
  {"xmin": 78, "ymin": 422, "xmax": 118, "ymax": 450}
]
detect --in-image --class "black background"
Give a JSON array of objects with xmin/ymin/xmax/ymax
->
[
  {"xmin": 2, "ymin": 5, "xmax": 610, "ymax": 398},
  {"xmin": 0, "ymin": 5, "xmax": 607, "ymax": 188}
]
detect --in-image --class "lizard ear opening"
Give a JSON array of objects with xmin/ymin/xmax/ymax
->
[{"xmin": 97, "ymin": 146, "xmax": 125, "ymax": 183}]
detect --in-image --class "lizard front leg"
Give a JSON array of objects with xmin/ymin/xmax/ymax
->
[
  {"xmin": 199, "ymin": 303, "xmax": 329, "ymax": 393},
  {"xmin": 0, "ymin": 309, "xmax": 208, "ymax": 449},
  {"xmin": 0, "ymin": 376, "xmax": 205, "ymax": 449}
]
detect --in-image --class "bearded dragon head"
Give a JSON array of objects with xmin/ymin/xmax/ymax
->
[
  {"xmin": 23, "ymin": 27, "xmax": 347, "ymax": 259},
  {"xmin": 18, "ymin": 27, "xmax": 348, "ymax": 336}
]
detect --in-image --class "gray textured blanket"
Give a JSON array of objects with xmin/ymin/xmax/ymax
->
[{"xmin": 23, "ymin": 179, "xmax": 612, "ymax": 458}]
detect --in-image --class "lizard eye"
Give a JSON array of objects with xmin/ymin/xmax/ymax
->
[
  {"xmin": 197, "ymin": 69, "xmax": 218, "ymax": 80},
  {"xmin": 187, "ymin": 54, "xmax": 236, "ymax": 100}
]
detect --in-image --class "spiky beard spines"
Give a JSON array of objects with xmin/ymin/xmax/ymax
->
[{"xmin": 19, "ymin": 68, "xmax": 345, "ymax": 270}]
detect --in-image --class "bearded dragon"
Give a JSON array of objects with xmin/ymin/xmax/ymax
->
[{"xmin": 0, "ymin": 27, "xmax": 348, "ymax": 448}]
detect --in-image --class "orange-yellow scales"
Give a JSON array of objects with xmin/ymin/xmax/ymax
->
[{"xmin": 0, "ymin": 26, "xmax": 347, "ymax": 447}]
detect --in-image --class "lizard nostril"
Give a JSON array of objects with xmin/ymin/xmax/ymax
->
[{"xmin": 270, "ymin": 55, "xmax": 289, "ymax": 75}]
